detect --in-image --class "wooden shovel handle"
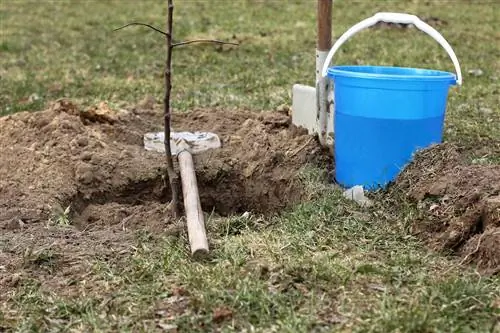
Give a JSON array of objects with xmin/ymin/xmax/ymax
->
[
  {"xmin": 317, "ymin": 0, "xmax": 332, "ymax": 51},
  {"xmin": 178, "ymin": 149, "xmax": 209, "ymax": 258}
]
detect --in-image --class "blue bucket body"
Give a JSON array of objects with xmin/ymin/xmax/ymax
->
[{"xmin": 327, "ymin": 65, "xmax": 456, "ymax": 190}]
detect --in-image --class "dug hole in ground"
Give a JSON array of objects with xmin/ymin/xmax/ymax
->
[
  {"xmin": 0, "ymin": 98, "xmax": 329, "ymax": 292},
  {"xmin": 0, "ymin": 98, "xmax": 498, "ymax": 295}
]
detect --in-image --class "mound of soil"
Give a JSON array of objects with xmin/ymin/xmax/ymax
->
[
  {"xmin": 0, "ymin": 98, "xmax": 329, "ymax": 295},
  {"xmin": 0, "ymin": 99, "xmax": 327, "ymax": 232},
  {"xmin": 390, "ymin": 143, "xmax": 500, "ymax": 275}
]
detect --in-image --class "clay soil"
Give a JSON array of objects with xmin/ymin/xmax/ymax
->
[
  {"xmin": 0, "ymin": 98, "xmax": 328, "ymax": 294},
  {"xmin": 389, "ymin": 143, "xmax": 500, "ymax": 275}
]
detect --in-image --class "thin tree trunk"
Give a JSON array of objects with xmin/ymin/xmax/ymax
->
[
  {"xmin": 112, "ymin": 0, "xmax": 238, "ymax": 221},
  {"xmin": 164, "ymin": 0, "xmax": 180, "ymax": 217}
]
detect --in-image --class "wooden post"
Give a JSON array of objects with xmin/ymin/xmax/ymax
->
[{"xmin": 316, "ymin": 0, "xmax": 333, "ymax": 147}]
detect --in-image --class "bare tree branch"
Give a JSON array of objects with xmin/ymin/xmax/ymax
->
[
  {"xmin": 172, "ymin": 39, "xmax": 239, "ymax": 48},
  {"xmin": 113, "ymin": 22, "xmax": 169, "ymax": 37}
]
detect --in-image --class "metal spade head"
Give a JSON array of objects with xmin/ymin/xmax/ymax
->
[{"xmin": 144, "ymin": 131, "xmax": 221, "ymax": 155}]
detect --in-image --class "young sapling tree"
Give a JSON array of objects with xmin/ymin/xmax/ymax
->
[{"xmin": 114, "ymin": 0, "xmax": 238, "ymax": 218}]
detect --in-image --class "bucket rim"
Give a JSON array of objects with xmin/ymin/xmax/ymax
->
[{"xmin": 326, "ymin": 65, "xmax": 457, "ymax": 84}]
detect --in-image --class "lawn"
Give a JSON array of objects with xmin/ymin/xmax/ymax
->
[{"xmin": 0, "ymin": 0, "xmax": 499, "ymax": 332}]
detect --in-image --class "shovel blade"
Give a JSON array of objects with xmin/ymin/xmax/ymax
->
[
  {"xmin": 144, "ymin": 131, "xmax": 221, "ymax": 155},
  {"xmin": 292, "ymin": 83, "xmax": 334, "ymax": 136}
]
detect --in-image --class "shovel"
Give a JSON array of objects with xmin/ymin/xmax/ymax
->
[
  {"xmin": 291, "ymin": 0, "xmax": 334, "ymax": 147},
  {"xmin": 144, "ymin": 131, "xmax": 221, "ymax": 257}
]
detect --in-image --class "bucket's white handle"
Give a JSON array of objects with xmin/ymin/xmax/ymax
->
[{"xmin": 321, "ymin": 12, "xmax": 462, "ymax": 85}]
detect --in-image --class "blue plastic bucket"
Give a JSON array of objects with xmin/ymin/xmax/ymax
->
[
  {"xmin": 320, "ymin": 12, "xmax": 462, "ymax": 190},
  {"xmin": 327, "ymin": 65, "xmax": 457, "ymax": 190}
]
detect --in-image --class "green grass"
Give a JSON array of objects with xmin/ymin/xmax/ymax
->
[
  {"xmin": 1, "ymin": 0, "xmax": 500, "ymax": 332},
  {"xmin": 1, "ymin": 0, "xmax": 498, "ymax": 146},
  {"xmin": 3, "ymin": 188, "xmax": 499, "ymax": 332}
]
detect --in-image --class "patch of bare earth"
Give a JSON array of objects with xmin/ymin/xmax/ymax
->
[
  {"xmin": 0, "ymin": 98, "xmax": 328, "ymax": 297},
  {"xmin": 389, "ymin": 143, "xmax": 500, "ymax": 275}
]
